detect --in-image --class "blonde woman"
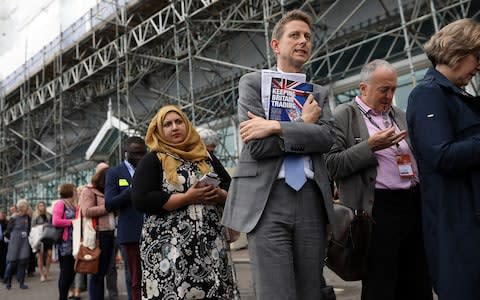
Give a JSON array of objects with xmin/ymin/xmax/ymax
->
[
  {"xmin": 4, "ymin": 199, "xmax": 31, "ymax": 290},
  {"xmin": 32, "ymin": 201, "xmax": 53, "ymax": 282}
]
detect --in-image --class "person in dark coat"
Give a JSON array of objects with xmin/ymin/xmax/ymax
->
[
  {"xmin": 0, "ymin": 210, "xmax": 8, "ymax": 280},
  {"xmin": 4, "ymin": 199, "xmax": 32, "ymax": 290},
  {"xmin": 105, "ymin": 136, "xmax": 147, "ymax": 300},
  {"xmin": 406, "ymin": 18, "xmax": 480, "ymax": 300}
]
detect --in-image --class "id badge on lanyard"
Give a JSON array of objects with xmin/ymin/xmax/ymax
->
[{"xmin": 396, "ymin": 153, "xmax": 415, "ymax": 178}]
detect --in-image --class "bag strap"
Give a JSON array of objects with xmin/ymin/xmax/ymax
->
[
  {"xmin": 92, "ymin": 193, "xmax": 98, "ymax": 230},
  {"xmin": 77, "ymin": 206, "xmax": 97, "ymax": 240},
  {"xmin": 77, "ymin": 207, "xmax": 84, "ymax": 240}
]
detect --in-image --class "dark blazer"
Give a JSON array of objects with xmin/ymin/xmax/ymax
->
[
  {"xmin": 222, "ymin": 71, "xmax": 338, "ymax": 234},
  {"xmin": 406, "ymin": 68, "xmax": 480, "ymax": 300},
  {"xmin": 105, "ymin": 162, "xmax": 143, "ymax": 244},
  {"xmin": 0, "ymin": 218, "xmax": 7, "ymax": 276}
]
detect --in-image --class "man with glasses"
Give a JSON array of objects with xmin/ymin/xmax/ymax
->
[{"xmin": 325, "ymin": 59, "xmax": 432, "ymax": 300}]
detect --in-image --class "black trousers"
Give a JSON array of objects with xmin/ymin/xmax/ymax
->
[
  {"xmin": 0, "ymin": 241, "xmax": 6, "ymax": 279},
  {"xmin": 361, "ymin": 186, "xmax": 432, "ymax": 300},
  {"xmin": 58, "ymin": 254, "xmax": 75, "ymax": 300}
]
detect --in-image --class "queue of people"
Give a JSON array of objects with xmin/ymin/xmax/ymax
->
[{"xmin": 1, "ymin": 10, "xmax": 479, "ymax": 300}]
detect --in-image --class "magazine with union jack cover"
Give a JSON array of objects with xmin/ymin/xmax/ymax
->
[
  {"xmin": 268, "ymin": 77, "xmax": 313, "ymax": 121},
  {"xmin": 261, "ymin": 70, "xmax": 306, "ymax": 118}
]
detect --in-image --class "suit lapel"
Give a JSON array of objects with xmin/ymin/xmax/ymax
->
[
  {"xmin": 349, "ymin": 102, "xmax": 370, "ymax": 140},
  {"xmin": 120, "ymin": 162, "xmax": 133, "ymax": 182}
]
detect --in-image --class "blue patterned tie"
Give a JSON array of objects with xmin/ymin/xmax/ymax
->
[{"xmin": 284, "ymin": 155, "xmax": 306, "ymax": 191}]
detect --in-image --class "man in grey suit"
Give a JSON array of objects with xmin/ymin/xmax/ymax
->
[
  {"xmin": 325, "ymin": 59, "xmax": 432, "ymax": 300},
  {"xmin": 222, "ymin": 10, "xmax": 337, "ymax": 300}
]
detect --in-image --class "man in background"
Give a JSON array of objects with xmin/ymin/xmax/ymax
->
[
  {"xmin": 105, "ymin": 136, "xmax": 147, "ymax": 300},
  {"xmin": 0, "ymin": 211, "xmax": 7, "ymax": 281}
]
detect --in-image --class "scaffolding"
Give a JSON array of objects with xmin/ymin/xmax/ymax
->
[{"xmin": 0, "ymin": 0, "xmax": 478, "ymax": 209}]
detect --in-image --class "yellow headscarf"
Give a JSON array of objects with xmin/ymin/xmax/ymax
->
[{"xmin": 145, "ymin": 105, "xmax": 211, "ymax": 184}]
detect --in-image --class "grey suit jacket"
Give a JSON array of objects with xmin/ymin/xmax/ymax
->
[
  {"xmin": 222, "ymin": 71, "xmax": 337, "ymax": 233},
  {"xmin": 325, "ymin": 100, "xmax": 411, "ymax": 215}
]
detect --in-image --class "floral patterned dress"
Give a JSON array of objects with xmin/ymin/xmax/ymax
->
[{"xmin": 140, "ymin": 160, "xmax": 238, "ymax": 300}]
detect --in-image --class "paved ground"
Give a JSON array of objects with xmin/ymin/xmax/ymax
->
[
  {"xmin": 2, "ymin": 248, "xmax": 439, "ymax": 300},
  {"xmin": 0, "ymin": 248, "xmax": 366, "ymax": 300}
]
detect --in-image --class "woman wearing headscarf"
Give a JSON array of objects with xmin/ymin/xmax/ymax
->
[
  {"xmin": 406, "ymin": 18, "xmax": 480, "ymax": 300},
  {"xmin": 79, "ymin": 162, "xmax": 116, "ymax": 300},
  {"xmin": 31, "ymin": 200, "xmax": 53, "ymax": 282},
  {"xmin": 132, "ymin": 105, "xmax": 237, "ymax": 299},
  {"xmin": 4, "ymin": 199, "xmax": 31, "ymax": 290}
]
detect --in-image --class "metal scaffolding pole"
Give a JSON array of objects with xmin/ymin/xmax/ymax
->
[
  {"xmin": 397, "ymin": 0, "xmax": 416, "ymax": 87},
  {"xmin": 0, "ymin": 0, "xmax": 476, "ymax": 205}
]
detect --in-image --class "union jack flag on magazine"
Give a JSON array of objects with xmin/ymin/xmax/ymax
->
[{"xmin": 268, "ymin": 77, "xmax": 313, "ymax": 121}]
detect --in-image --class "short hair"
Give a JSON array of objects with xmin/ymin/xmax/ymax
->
[
  {"xmin": 359, "ymin": 59, "xmax": 397, "ymax": 83},
  {"xmin": 272, "ymin": 10, "xmax": 313, "ymax": 41},
  {"xmin": 196, "ymin": 127, "xmax": 219, "ymax": 147},
  {"xmin": 122, "ymin": 136, "xmax": 145, "ymax": 150},
  {"xmin": 424, "ymin": 18, "xmax": 480, "ymax": 67},
  {"xmin": 58, "ymin": 183, "xmax": 76, "ymax": 198}
]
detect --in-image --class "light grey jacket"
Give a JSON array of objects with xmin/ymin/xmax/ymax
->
[
  {"xmin": 325, "ymin": 100, "xmax": 410, "ymax": 215},
  {"xmin": 222, "ymin": 71, "xmax": 337, "ymax": 233}
]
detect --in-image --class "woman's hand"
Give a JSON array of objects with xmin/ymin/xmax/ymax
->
[
  {"xmin": 202, "ymin": 187, "xmax": 228, "ymax": 205},
  {"xmin": 163, "ymin": 183, "xmax": 225, "ymax": 211},
  {"xmin": 185, "ymin": 183, "xmax": 217, "ymax": 204},
  {"xmin": 188, "ymin": 183, "xmax": 227, "ymax": 205}
]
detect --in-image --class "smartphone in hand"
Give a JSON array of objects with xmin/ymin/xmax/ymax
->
[{"xmin": 197, "ymin": 172, "xmax": 221, "ymax": 187}]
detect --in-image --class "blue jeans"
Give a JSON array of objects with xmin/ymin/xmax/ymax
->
[{"xmin": 4, "ymin": 258, "xmax": 28, "ymax": 285}]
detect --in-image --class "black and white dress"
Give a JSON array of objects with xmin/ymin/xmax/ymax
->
[{"xmin": 136, "ymin": 153, "xmax": 237, "ymax": 300}]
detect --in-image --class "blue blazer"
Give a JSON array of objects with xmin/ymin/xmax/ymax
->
[{"xmin": 105, "ymin": 162, "xmax": 143, "ymax": 244}]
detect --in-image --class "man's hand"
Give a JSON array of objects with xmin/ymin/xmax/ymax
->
[
  {"xmin": 239, "ymin": 111, "xmax": 281, "ymax": 143},
  {"xmin": 301, "ymin": 94, "xmax": 321, "ymax": 123},
  {"xmin": 368, "ymin": 127, "xmax": 407, "ymax": 151}
]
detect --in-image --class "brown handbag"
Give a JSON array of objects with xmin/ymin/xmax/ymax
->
[
  {"xmin": 74, "ymin": 243, "xmax": 101, "ymax": 274},
  {"xmin": 74, "ymin": 211, "xmax": 101, "ymax": 274},
  {"xmin": 325, "ymin": 203, "xmax": 371, "ymax": 281}
]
